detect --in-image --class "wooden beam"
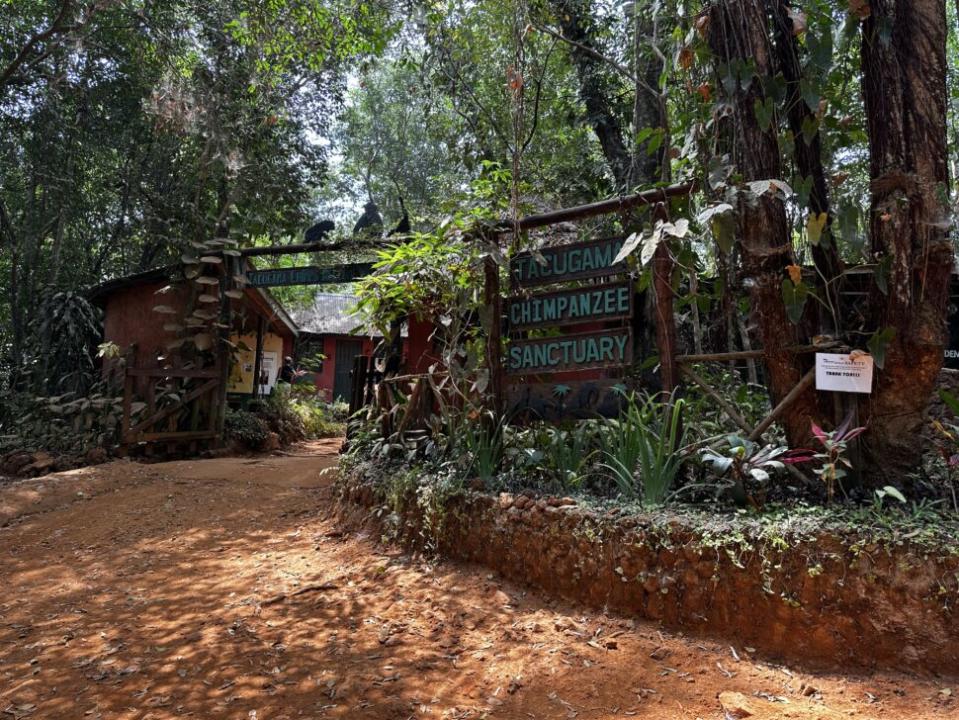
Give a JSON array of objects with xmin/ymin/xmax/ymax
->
[
  {"xmin": 677, "ymin": 344, "xmax": 839, "ymax": 365},
  {"xmin": 126, "ymin": 368, "xmax": 219, "ymax": 379},
  {"xmin": 238, "ymin": 241, "xmax": 348, "ymax": 258},
  {"xmin": 651, "ymin": 202, "xmax": 678, "ymax": 394},
  {"xmin": 126, "ymin": 378, "xmax": 220, "ymax": 438},
  {"xmin": 749, "ymin": 368, "xmax": 816, "ymax": 441},
  {"xmin": 489, "ymin": 182, "xmax": 696, "ymax": 234},
  {"xmin": 677, "ymin": 350, "xmax": 765, "ymax": 363},
  {"xmin": 139, "ymin": 430, "xmax": 218, "ymax": 442},
  {"xmin": 252, "ymin": 315, "xmax": 265, "ymax": 398},
  {"xmin": 121, "ymin": 372, "xmax": 134, "ymax": 443},
  {"xmin": 213, "ymin": 256, "xmax": 235, "ymax": 443},
  {"xmin": 679, "ymin": 364, "xmax": 753, "ymax": 435},
  {"xmin": 348, "ymin": 354, "xmax": 368, "ymax": 420},
  {"xmin": 484, "ymin": 255, "xmax": 504, "ymax": 415}
]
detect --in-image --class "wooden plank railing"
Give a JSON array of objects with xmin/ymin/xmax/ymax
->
[{"xmin": 121, "ymin": 363, "xmax": 222, "ymax": 449}]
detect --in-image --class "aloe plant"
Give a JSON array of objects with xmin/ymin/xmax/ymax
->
[{"xmin": 600, "ymin": 392, "xmax": 686, "ymax": 505}]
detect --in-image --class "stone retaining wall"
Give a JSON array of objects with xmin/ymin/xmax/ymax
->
[{"xmin": 336, "ymin": 477, "xmax": 959, "ymax": 675}]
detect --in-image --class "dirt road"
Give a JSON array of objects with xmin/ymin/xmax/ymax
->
[{"xmin": 0, "ymin": 441, "xmax": 955, "ymax": 719}]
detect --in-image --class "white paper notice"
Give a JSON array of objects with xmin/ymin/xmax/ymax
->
[{"xmin": 815, "ymin": 353, "xmax": 874, "ymax": 394}]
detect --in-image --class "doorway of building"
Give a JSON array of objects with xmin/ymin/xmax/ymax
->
[{"xmin": 333, "ymin": 339, "xmax": 364, "ymax": 401}]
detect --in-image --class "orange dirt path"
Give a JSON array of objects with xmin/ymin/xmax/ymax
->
[{"xmin": 0, "ymin": 440, "xmax": 955, "ymax": 720}]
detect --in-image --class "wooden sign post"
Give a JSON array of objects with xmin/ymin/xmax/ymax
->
[{"xmin": 505, "ymin": 237, "xmax": 634, "ymax": 421}]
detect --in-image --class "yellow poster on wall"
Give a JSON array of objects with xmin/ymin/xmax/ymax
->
[{"xmin": 228, "ymin": 332, "xmax": 285, "ymax": 394}]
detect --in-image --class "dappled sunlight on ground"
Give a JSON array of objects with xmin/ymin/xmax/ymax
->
[{"xmin": 0, "ymin": 440, "xmax": 955, "ymax": 719}]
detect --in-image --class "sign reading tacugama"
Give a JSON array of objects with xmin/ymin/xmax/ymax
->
[
  {"xmin": 508, "ymin": 282, "xmax": 632, "ymax": 330},
  {"xmin": 510, "ymin": 237, "xmax": 625, "ymax": 288},
  {"xmin": 507, "ymin": 329, "xmax": 633, "ymax": 374}
]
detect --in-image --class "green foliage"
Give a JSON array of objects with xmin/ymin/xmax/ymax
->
[
  {"xmin": 458, "ymin": 411, "xmax": 506, "ymax": 483},
  {"xmin": 290, "ymin": 397, "xmax": 347, "ymax": 438},
  {"xmin": 24, "ymin": 292, "xmax": 103, "ymax": 396},
  {"xmin": 1, "ymin": 0, "xmax": 391, "ymax": 390},
  {"xmin": 256, "ymin": 393, "xmax": 308, "ymax": 445},
  {"xmin": 355, "ymin": 230, "xmax": 481, "ymax": 333},
  {"xmin": 544, "ymin": 424, "xmax": 597, "ymax": 490},
  {"xmin": 0, "ymin": 388, "xmax": 129, "ymax": 454},
  {"xmin": 224, "ymin": 408, "xmax": 271, "ymax": 450},
  {"xmin": 599, "ymin": 392, "xmax": 686, "ymax": 506}
]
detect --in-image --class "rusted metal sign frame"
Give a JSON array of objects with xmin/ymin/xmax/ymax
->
[
  {"xmin": 507, "ymin": 281, "xmax": 633, "ymax": 331},
  {"xmin": 507, "ymin": 328, "xmax": 633, "ymax": 375},
  {"xmin": 509, "ymin": 237, "xmax": 626, "ymax": 289}
]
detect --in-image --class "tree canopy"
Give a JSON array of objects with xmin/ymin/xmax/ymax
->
[{"xmin": 3, "ymin": 0, "xmax": 959, "ymax": 480}]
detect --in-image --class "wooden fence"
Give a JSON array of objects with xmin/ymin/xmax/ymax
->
[{"xmin": 121, "ymin": 364, "xmax": 221, "ymax": 450}]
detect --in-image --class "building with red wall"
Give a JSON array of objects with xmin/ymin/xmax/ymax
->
[
  {"xmin": 290, "ymin": 293, "xmax": 409, "ymax": 401},
  {"xmin": 91, "ymin": 273, "xmax": 415, "ymax": 404},
  {"xmin": 90, "ymin": 266, "xmax": 298, "ymax": 398}
]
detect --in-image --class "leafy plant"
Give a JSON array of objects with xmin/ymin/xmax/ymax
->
[
  {"xmin": 25, "ymin": 292, "xmax": 103, "ymax": 396},
  {"xmin": 809, "ymin": 415, "xmax": 867, "ymax": 502},
  {"xmin": 224, "ymin": 409, "xmax": 271, "ymax": 450},
  {"xmin": 702, "ymin": 435, "xmax": 801, "ymax": 508},
  {"xmin": 291, "ymin": 398, "xmax": 347, "ymax": 439},
  {"xmin": 599, "ymin": 392, "xmax": 686, "ymax": 505},
  {"xmin": 0, "ymin": 388, "xmax": 130, "ymax": 455},
  {"xmin": 545, "ymin": 423, "xmax": 597, "ymax": 490},
  {"xmin": 459, "ymin": 410, "xmax": 506, "ymax": 483},
  {"xmin": 872, "ymin": 484, "xmax": 908, "ymax": 512}
]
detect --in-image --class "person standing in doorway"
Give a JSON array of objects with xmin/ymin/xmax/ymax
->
[{"xmin": 280, "ymin": 356, "xmax": 296, "ymax": 385}]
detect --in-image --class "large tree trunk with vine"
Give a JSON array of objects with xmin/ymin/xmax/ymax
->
[
  {"xmin": 549, "ymin": 0, "xmax": 632, "ymax": 188},
  {"xmin": 859, "ymin": 0, "xmax": 953, "ymax": 477},
  {"xmin": 769, "ymin": 0, "xmax": 844, "ymax": 331},
  {"xmin": 708, "ymin": 0, "xmax": 820, "ymax": 446}
]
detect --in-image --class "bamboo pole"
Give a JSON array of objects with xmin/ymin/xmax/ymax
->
[
  {"xmin": 679, "ymin": 364, "xmax": 753, "ymax": 435},
  {"xmin": 488, "ymin": 182, "xmax": 697, "ymax": 234},
  {"xmin": 748, "ymin": 368, "xmax": 816, "ymax": 441}
]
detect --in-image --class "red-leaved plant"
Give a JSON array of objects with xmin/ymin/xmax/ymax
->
[{"xmin": 807, "ymin": 413, "xmax": 867, "ymax": 502}]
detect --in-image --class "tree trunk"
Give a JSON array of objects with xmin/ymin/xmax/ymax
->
[
  {"xmin": 629, "ymin": 4, "xmax": 665, "ymax": 187},
  {"xmin": 769, "ymin": 0, "xmax": 844, "ymax": 332},
  {"xmin": 860, "ymin": 0, "xmax": 953, "ymax": 476},
  {"xmin": 708, "ymin": 0, "xmax": 819, "ymax": 446},
  {"xmin": 550, "ymin": 0, "xmax": 632, "ymax": 188}
]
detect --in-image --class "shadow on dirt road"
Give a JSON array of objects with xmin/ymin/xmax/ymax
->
[{"xmin": 0, "ymin": 439, "xmax": 953, "ymax": 719}]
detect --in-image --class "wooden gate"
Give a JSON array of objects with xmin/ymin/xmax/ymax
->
[{"xmin": 121, "ymin": 365, "xmax": 222, "ymax": 448}]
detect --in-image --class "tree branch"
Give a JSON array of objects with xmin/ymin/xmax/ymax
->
[
  {"xmin": 532, "ymin": 21, "xmax": 659, "ymax": 100},
  {"xmin": 0, "ymin": 1, "xmax": 77, "ymax": 91}
]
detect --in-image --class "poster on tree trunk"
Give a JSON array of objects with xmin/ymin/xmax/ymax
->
[{"xmin": 815, "ymin": 353, "xmax": 874, "ymax": 394}]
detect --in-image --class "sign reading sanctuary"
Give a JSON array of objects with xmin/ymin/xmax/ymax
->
[
  {"xmin": 507, "ymin": 330, "xmax": 632, "ymax": 373},
  {"xmin": 506, "ymin": 236, "xmax": 633, "ymax": 378}
]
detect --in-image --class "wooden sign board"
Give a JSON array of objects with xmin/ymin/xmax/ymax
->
[
  {"xmin": 507, "ymin": 379, "xmax": 626, "ymax": 421},
  {"xmin": 510, "ymin": 237, "xmax": 625, "ymax": 288},
  {"xmin": 508, "ymin": 282, "xmax": 632, "ymax": 330},
  {"xmin": 245, "ymin": 262, "xmax": 373, "ymax": 288},
  {"xmin": 507, "ymin": 329, "xmax": 632, "ymax": 374}
]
